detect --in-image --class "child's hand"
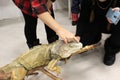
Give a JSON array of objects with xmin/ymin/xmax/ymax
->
[{"xmin": 56, "ymin": 28, "xmax": 80, "ymax": 43}]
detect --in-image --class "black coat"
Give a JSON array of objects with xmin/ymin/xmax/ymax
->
[{"xmin": 76, "ymin": 0, "xmax": 120, "ymax": 47}]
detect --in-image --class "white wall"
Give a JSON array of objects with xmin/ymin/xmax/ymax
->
[{"xmin": 0, "ymin": 0, "xmax": 68, "ymax": 20}]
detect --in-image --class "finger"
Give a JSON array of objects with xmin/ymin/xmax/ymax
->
[
  {"xmin": 76, "ymin": 36, "xmax": 80, "ymax": 41},
  {"xmin": 64, "ymin": 39, "xmax": 68, "ymax": 44},
  {"xmin": 107, "ymin": 17, "xmax": 112, "ymax": 23},
  {"xmin": 112, "ymin": 7, "xmax": 120, "ymax": 11},
  {"xmin": 63, "ymin": 37, "xmax": 68, "ymax": 44},
  {"xmin": 73, "ymin": 37, "xmax": 80, "ymax": 43},
  {"xmin": 67, "ymin": 38, "xmax": 72, "ymax": 43}
]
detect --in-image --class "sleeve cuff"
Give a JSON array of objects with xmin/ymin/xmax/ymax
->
[{"xmin": 32, "ymin": 4, "xmax": 48, "ymax": 15}]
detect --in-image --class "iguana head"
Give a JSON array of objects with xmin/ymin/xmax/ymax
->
[{"xmin": 50, "ymin": 40, "xmax": 83, "ymax": 59}]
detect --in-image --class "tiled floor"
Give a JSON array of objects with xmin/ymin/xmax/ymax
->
[{"xmin": 0, "ymin": 10, "xmax": 120, "ymax": 80}]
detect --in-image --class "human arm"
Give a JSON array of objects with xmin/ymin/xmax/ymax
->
[
  {"xmin": 30, "ymin": 0, "xmax": 80, "ymax": 43},
  {"xmin": 37, "ymin": 12, "xmax": 80, "ymax": 43}
]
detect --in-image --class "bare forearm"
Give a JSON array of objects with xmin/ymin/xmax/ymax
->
[
  {"xmin": 37, "ymin": 12, "xmax": 64, "ymax": 34},
  {"xmin": 37, "ymin": 11, "xmax": 80, "ymax": 43}
]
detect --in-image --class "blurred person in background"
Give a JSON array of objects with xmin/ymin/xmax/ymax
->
[
  {"xmin": 76, "ymin": 0, "xmax": 120, "ymax": 66},
  {"xmin": 71, "ymin": 0, "xmax": 82, "ymax": 26}
]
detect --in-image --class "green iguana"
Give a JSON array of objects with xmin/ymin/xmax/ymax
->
[
  {"xmin": 0, "ymin": 40, "xmax": 100, "ymax": 80},
  {"xmin": 0, "ymin": 40, "xmax": 83, "ymax": 80}
]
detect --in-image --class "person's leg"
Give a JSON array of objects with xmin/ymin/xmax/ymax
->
[
  {"xmin": 22, "ymin": 12, "xmax": 40, "ymax": 48},
  {"xmin": 104, "ymin": 30, "xmax": 120, "ymax": 66},
  {"xmin": 44, "ymin": 9, "xmax": 58, "ymax": 43}
]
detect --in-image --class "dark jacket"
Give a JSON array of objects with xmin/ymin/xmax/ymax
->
[{"xmin": 71, "ymin": 0, "xmax": 82, "ymax": 22}]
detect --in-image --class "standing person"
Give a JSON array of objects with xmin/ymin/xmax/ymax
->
[
  {"xmin": 71, "ymin": 0, "xmax": 82, "ymax": 26},
  {"xmin": 76, "ymin": 0, "xmax": 120, "ymax": 66},
  {"xmin": 12, "ymin": 0, "xmax": 80, "ymax": 48}
]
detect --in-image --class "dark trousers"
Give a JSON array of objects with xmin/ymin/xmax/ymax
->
[
  {"xmin": 22, "ymin": 10, "xmax": 58, "ymax": 46},
  {"xmin": 76, "ymin": 23, "xmax": 120, "ymax": 55}
]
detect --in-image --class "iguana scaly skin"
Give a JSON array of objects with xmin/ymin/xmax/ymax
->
[{"xmin": 0, "ymin": 40, "xmax": 83, "ymax": 80}]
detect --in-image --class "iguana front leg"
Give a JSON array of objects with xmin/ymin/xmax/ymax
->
[
  {"xmin": 39, "ymin": 67, "xmax": 62, "ymax": 80},
  {"xmin": 47, "ymin": 59, "xmax": 61, "ymax": 75},
  {"xmin": 27, "ymin": 66, "xmax": 62, "ymax": 80}
]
